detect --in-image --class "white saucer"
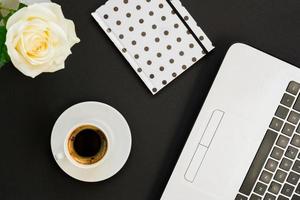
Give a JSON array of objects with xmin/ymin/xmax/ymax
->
[{"xmin": 50, "ymin": 102, "xmax": 132, "ymax": 182}]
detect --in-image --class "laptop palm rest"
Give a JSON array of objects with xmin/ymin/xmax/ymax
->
[{"xmin": 184, "ymin": 110, "xmax": 225, "ymax": 182}]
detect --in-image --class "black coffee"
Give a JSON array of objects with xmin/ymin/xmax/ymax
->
[
  {"xmin": 68, "ymin": 125, "xmax": 108, "ymax": 165},
  {"xmin": 73, "ymin": 129, "xmax": 102, "ymax": 157}
]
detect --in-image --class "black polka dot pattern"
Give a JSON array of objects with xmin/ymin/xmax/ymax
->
[
  {"xmin": 131, "ymin": 40, "xmax": 137, "ymax": 45},
  {"xmin": 95, "ymin": 0, "xmax": 208, "ymax": 94}
]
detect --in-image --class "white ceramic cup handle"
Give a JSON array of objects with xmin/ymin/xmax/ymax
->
[{"xmin": 55, "ymin": 152, "xmax": 65, "ymax": 160}]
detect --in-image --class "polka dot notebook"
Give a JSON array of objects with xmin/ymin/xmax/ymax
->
[{"xmin": 92, "ymin": 0, "xmax": 214, "ymax": 94}]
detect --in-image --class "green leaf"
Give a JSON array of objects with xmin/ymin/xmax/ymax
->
[
  {"xmin": 2, "ymin": 11, "xmax": 14, "ymax": 25},
  {"xmin": 0, "ymin": 3, "xmax": 27, "ymax": 68},
  {"xmin": 0, "ymin": 26, "xmax": 10, "ymax": 68},
  {"xmin": 18, "ymin": 3, "xmax": 26, "ymax": 10}
]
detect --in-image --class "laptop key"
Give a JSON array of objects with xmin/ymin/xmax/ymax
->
[
  {"xmin": 269, "ymin": 118, "xmax": 283, "ymax": 131},
  {"xmin": 274, "ymin": 169, "xmax": 288, "ymax": 183},
  {"xmin": 250, "ymin": 194, "xmax": 261, "ymax": 200},
  {"xmin": 278, "ymin": 195, "xmax": 289, "ymax": 200},
  {"xmin": 281, "ymin": 93, "xmax": 295, "ymax": 107},
  {"xmin": 294, "ymin": 95, "xmax": 300, "ymax": 112},
  {"xmin": 268, "ymin": 181, "xmax": 282, "ymax": 195},
  {"xmin": 297, "ymin": 124, "xmax": 300, "ymax": 134},
  {"xmin": 291, "ymin": 134, "xmax": 300, "ymax": 147},
  {"xmin": 292, "ymin": 194, "xmax": 300, "ymax": 200},
  {"xmin": 296, "ymin": 183, "xmax": 300, "ymax": 194},
  {"xmin": 281, "ymin": 183, "xmax": 295, "ymax": 197},
  {"xmin": 285, "ymin": 146, "xmax": 299, "ymax": 159},
  {"xmin": 280, "ymin": 158, "xmax": 293, "ymax": 171},
  {"xmin": 276, "ymin": 135, "xmax": 290, "ymax": 149},
  {"xmin": 270, "ymin": 147, "xmax": 284, "ymax": 160},
  {"xmin": 265, "ymin": 159, "xmax": 278, "ymax": 172},
  {"xmin": 292, "ymin": 160, "xmax": 300, "ymax": 173},
  {"xmin": 260, "ymin": 170, "xmax": 273, "ymax": 184},
  {"xmin": 282, "ymin": 123, "xmax": 295, "ymax": 137},
  {"xmin": 235, "ymin": 194, "xmax": 248, "ymax": 200},
  {"xmin": 254, "ymin": 182, "xmax": 267, "ymax": 196},
  {"xmin": 287, "ymin": 81, "xmax": 300, "ymax": 95},
  {"xmin": 288, "ymin": 111, "xmax": 300, "ymax": 125},
  {"xmin": 239, "ymin": 130, "xmax": 277, "ymax": 195},
  {"xmin": 276, "ymin": 106, "xmax": 290, "ymax": 120},
  {"xmin": 263, "ymin": 193, "xmax": 275, "ymax": 200},
  {"xmin": 287, "ymin": 172, "xmax": 300, "ymax": 185}
]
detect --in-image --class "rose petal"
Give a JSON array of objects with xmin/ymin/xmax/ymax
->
[
  {"xmin": 5, "ymin": 2, "xmax": 80, "ymax": 78},
  {"xmin": 7, "ymin": 3, "xmax": 57, "ymax": 29},
  {"xmin": 20, "ymin": 0, "xmax": 51, "ymax": 6}
]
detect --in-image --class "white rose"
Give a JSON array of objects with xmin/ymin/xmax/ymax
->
[{"xmin": 5, "ymin": 2, "xmax": 80, "ymax": 78}]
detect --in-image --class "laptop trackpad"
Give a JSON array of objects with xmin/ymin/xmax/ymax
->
[{"xmin": 184, "ymin": 110, "xmax": 225, "ymax": 182}]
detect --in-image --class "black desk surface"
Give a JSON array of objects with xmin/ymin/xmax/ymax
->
[{"xmin": 1, "ymin": 0, "xmax": 300, "ymax": 199}]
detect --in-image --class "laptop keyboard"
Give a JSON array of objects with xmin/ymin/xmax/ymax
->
[{"xmin": 235, "ymin": 81, "xmax": 300, "ymax": 200}]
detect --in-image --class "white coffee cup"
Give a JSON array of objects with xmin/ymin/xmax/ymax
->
[
  {"xmin": 55, "ymin": 119, "xmax": 113, "ymax": 169},
  {"xmin": 51, "ymin": 102, "xmax": 131, "ymax": 182}
]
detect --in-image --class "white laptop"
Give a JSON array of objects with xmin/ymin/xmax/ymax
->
[{"xmin": 161, "ymin": 43, "xmax": 300, "ymax": 200}]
